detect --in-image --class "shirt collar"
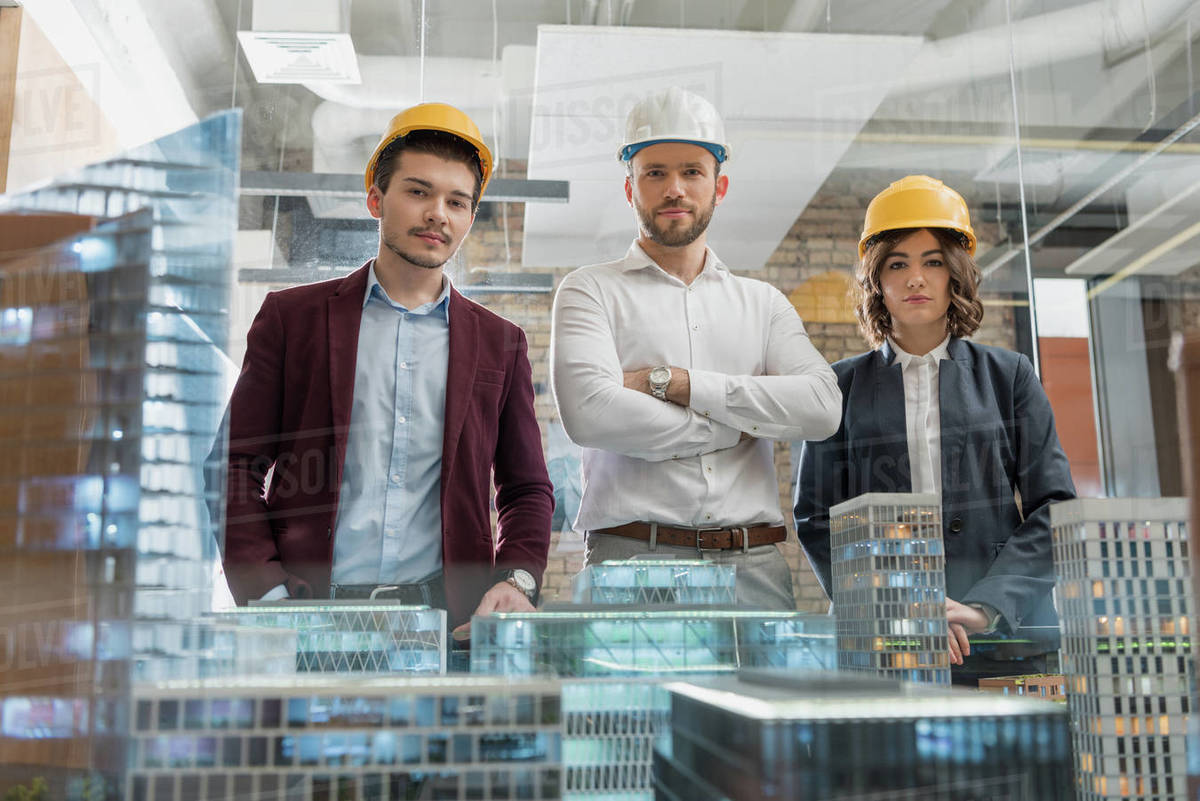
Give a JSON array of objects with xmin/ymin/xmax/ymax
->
[
  {"xmin": 618, "ymin": 240, "xmax": 729, "ymax": 283},
  {"xmin": 364, "ymin": 260, "xmax": 452, "ymax": 321},
  {"xmin": 887, "ymin": 334, "xmax": 951, "ymax": 368}
]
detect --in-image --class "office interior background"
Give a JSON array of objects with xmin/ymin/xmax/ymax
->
[
  {"xmin": 1, "ymin": 0, "xmax": 1200, "ymax": 797},
  {"xmin": 4, "ymin": 0, "xmax": 1199, "ymax": 604}
]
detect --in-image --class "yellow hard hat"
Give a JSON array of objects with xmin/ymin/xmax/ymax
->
[
  {"xmin": 363, "ymin": 102, "xmax": 494, "ymax": 195},
  {"xmin": 859, "ymin": 175, "xmax": 976, "ymax": 257}
]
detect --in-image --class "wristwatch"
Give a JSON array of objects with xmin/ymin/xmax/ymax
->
[
  {"xmin": 501, "ymin": 568, "xmax": 537, "ymax": 602},
  {"xmin": 648, "ymin": 366, "xmax": 672, "ymax": 400}
]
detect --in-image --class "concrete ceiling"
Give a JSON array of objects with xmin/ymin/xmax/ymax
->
[{"xmin": 18, "ymin": 0, "xmax": 1200, "ymax": 280}]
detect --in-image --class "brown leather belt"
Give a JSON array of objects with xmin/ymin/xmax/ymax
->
[{"xmin": 595, "ymin": 522, "xmax": 786, "ymax": 551}]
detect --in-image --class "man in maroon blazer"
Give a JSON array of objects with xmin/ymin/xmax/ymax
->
[{"xmin": 221, "ymin": 103, "xmax": 553, "ymax": 630}]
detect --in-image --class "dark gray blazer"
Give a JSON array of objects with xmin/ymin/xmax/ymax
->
[{"xmin": 793, "ymin": 338, "xmax": 1075, "ymax": 645}]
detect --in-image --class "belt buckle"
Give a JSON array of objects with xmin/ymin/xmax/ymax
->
[
  {"xmin": 694, "ymin": 527, "xmax": 726, "ymax": 556},
  {"xmin": 693, "ymin": 526, "xmax": 750, "ymax": 554},
  {"xmin": 369, "ymin": 585, "xmax": 401, "ymax": 600}
]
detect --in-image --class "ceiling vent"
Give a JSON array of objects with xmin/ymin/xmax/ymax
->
[{"xmin": 237, "ymin": 0, "xmax": 361, "ymax": 84}]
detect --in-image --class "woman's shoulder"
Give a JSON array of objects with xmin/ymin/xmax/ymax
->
[
  {"xmin": 830, "ymin": 348, "xmax": 883, "ymax": 382},
  {"xmin": 952, "ymin": 338, "xmax": 1029, "ymax": 374}
]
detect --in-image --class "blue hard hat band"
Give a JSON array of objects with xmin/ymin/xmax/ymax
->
[{"xmin": 620, "ymin": 139, "xmax": 728, "ymax": 163}]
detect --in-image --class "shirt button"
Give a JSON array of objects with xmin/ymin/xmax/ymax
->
[
  {"xmin": 400, "ymin": 361, "xmax": 408, "ymax": 369},
  {"xmin": 704, "ymin": 513, "xmax": 712, "ymax": 520},
  {"xmin": 705, "ymin": 466, "xmax": 713, "ymax": 473},
  {"xmin": 398, "ymin": 416, "xmax": 406, "ymax": 423},
  {"xmin": 692, "ymin": 324, "xmax": 699, "ymax": 330},
  {"xmin": 391, "ymin": 474, "xmax": 401, "ymax": 484}
]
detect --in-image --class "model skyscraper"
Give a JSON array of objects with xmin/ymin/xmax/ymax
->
[
  {"xmin": 1052, "ymin": 497, "xmax": 1193, "ymax": 801},
  {"xmin": 829, "ymin": 492, "xmax": 949, "ymax": 684}
]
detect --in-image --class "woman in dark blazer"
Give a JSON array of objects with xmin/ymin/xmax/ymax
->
[{"xmin": 793, "ymin": 175, "xmax": 1076, "ymax": 683}]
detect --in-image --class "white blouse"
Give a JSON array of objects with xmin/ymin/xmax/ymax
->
[{"xmin": 887, "ymin": 335, "xmax": 951, "ymax": 496}]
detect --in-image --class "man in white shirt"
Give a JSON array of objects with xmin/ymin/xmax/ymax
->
[{"xmin": 550, "ymin": 87, "xmax": 842, "ymax": 608}]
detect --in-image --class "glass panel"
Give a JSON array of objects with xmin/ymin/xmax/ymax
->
[{"xmin": 3, "ymin": 5, "xmax": 1196, "ymax": 801}]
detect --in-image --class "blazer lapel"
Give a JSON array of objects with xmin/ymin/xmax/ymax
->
[
  {"xmin": 441, "ymin": 288, "xmax": 479, "ymax": 491},
  {"xmin": 938, "ymin": 337, "xmax": 974, "ymax": 497},
  {"xmin": 874, "ymin": 342, "xmax": 912, "ymax": 492},
  {"xmin": 327, "ymin": 264, "xmax": 369, "ymax": 492}
]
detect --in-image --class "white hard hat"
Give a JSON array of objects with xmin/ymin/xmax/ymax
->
[{"xmin": 618, "ymin": 86, "xmax": 731, "ymax": 164}]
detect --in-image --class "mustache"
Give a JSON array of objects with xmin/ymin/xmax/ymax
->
[{"xmin": 408, "ymin": 227, "xmax": 448, "ymax": 243}]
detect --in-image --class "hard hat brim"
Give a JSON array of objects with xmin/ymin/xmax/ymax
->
[
  {"xmin": 364, "ymin": 124, "xmax": 494, "ymax": 197},
  {"xmin": 858, "ymin": 221, "xmax": 977, "ymax": 258},
  {"xmin": 618, "ymin": 138, "xmax": 729, "ymax": 164}
]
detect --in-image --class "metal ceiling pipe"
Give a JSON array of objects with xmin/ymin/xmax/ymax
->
[{"xmin": 897, "ymin": 0, "xmax": 1194, "ymax": 94}]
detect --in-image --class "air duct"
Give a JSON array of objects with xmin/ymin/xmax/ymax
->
[
  {"xmin": 237, "ymin": 0, "xmax": 361, "ymax": 84},
  {"xmin": 896, "ymin": 0, "xmax": 1193, "ymax": 94}
]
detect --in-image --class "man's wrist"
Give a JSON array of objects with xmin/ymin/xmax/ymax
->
[
  {"xmin": 495, "ymin": 568, "xmax": 538, "ymax": 602},
  {"xmin": 663, "ymin": 367, "xmax": 690, "ymax": 406}
]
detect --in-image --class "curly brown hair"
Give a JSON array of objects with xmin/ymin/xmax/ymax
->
[{"xmin": 853, "ymin": 227, "xmax": 984, "ymax": 347}]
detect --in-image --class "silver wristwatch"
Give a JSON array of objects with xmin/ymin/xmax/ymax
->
[
  {"xmin": 503, "ymin": 568, "xmax": 537, "ymax": 601},
  {"xmin": 648, "ymin": 366, "xmax": 672, "ymax": 400}
]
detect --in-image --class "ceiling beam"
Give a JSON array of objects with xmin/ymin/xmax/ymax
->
[{"xmin": 239, "ymin": 171, "xmax": 569, "ymax": 203}]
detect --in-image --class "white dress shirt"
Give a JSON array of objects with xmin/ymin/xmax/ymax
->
[
  {"xmin": 551, "ymin": 241, "xmax": 841, "ymax": 532},
  {"xmin": 889, "ymin": 335, "xmax": 1002, "ymax": 631},
  {"xmin": 888, "ymin": 335, "xmax": 951, "ymax": 496}
]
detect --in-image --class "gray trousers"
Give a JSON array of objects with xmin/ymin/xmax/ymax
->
[{"xmin": 583, "ymin": 531, "xmax": 797, "ymax": 610}]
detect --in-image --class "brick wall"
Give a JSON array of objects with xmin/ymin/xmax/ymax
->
[{"xmin": 458, "ymin": 176, "xmax": 1018, "ymax": 609}]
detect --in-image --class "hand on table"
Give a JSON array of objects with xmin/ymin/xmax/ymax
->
[
  {"xmin": 945, "ymin": 598, "xmax": 990, "ymax": 666},
  {"xmin": 451, "ymin": 580, "xmax": 535, "ymax": 642}
]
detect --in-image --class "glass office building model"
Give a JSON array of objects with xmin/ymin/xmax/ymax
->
[
  {"xmin": 0, "ymin": 111, "xmax": 245, "ymax": 797},
  {"xmin": 471, "ymin": 566, "xmax": 834, "ymax": 801},
  {"xmin": 127, "ymin": 675, "xmax": 564, "ymax": 801},
  {"xmin": 571, "ymin": 559, "xmax": 736, "ymax": 605},
  {"xmin": 469, "ymin": 608, "xmax": 834, "ymax": 677},
  {"xmin": 829, "ymin": 492, "xmax": 949, "ymax": 684},
  {"xmin": 653, "ymin": 671, "xmax": 1075, "ymax": 800},
  {"xmin": 1051, "ymin": 497, "xmax": 1194, "ymax": 801},
  {"xmin": 216, "ymin": 604, "xmax": 447, "ymax": 674}
]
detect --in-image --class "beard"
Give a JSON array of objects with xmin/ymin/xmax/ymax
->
[
  {"xmin": 381, "ymin": 227, "xmax": 450, "ymax": 269},
  {"xmin": 634, "ymin": 191, "xmax": 716, "ymax": 248}
]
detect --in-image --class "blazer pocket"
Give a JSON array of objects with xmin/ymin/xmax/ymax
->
[{"xmin": 475, "ymin": 367, "xmax": 505, "ymax": 386}]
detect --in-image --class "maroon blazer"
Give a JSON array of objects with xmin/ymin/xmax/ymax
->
[{"xmin": 222, "ymin": 263, "xmax": 553, "ymax": 626}]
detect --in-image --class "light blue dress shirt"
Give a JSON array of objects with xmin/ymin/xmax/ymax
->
[{"xmin": 330, "ymin": 264, "xmax": 450, "ymax": 585}]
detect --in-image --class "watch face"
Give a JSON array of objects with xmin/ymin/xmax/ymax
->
[
  {"xmin": 511, "ymin": 569, "xmax": 536, "ymax": 592},
  {"xmin": 649, "ymin": 367, "xmax": 670, "ymax": 387}
]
